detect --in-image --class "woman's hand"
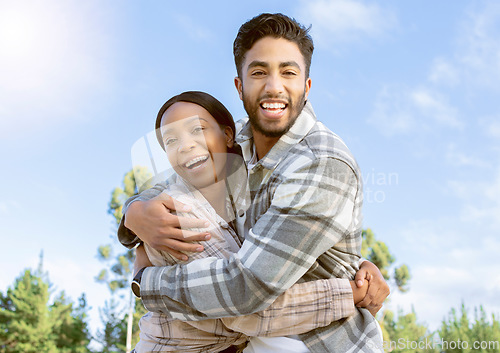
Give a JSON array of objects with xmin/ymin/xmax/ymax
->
[
  {"xmin": 350, "ymin": 279, "xmax": 369, "ymax": 305},
  {"xmin": 353, "ymin": 260, "xmax": 390, "ymax": 316}
]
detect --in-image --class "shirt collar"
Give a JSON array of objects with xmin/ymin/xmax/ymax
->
[{"xmin": 235, "ymin": 101, "xmax": 317, "ymax": 170}]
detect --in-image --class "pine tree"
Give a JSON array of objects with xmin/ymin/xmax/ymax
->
[
  {"xmin": 361, "ymin": 228, "xmax": 415, "ymax": 349},
  {"xmin": 95, "ymin": 299, "xmax": 127, "ymax": 353},
  {"xmin": 0, "ymin": 269, "xmax": 56, "ymax": 353},
  {"xmin": 51, "ymin": 293, "xmax": 92, "ymax": 353},
  {"xmin": 438, "ymin": 303, "xmax": 500, "ymax": 352},
  {"xmin": 96, "ymin": 168, "xmax": 150, "ymax": 351},
  {"xmin": 381, "ymin": 309, "xmax": 438, "ymax": 353},
  {"xmin": 0, "ymin": 260, "xmax": 92, "ymax": 353},
  {"xmin": 361, "ymin": 228, "xmax": 411, "ymax": 292}
]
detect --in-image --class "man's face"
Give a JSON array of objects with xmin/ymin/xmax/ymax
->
[{"xmin": 234, "ymin": 36, "xmax": 312, "ymax": 138}]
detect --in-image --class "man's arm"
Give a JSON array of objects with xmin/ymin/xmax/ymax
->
[
  {"xmin": 140, "ymin": 158, "xmax": 363, "ymax": 320},
  {"xmin": 134, "ymin": 245, "xmax": 365, "ymax": 337}
]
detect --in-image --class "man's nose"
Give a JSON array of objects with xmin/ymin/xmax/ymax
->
[{"xmin": 265, "ymin": 73, "xmax": 284, "ymax": 94}]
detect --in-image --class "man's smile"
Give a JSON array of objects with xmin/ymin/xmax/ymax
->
[{"xmin": 259, "ymin": 99, "xmax": 288, "ymax": 119}]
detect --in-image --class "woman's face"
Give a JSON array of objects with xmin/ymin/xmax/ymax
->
[{"xmin": 160, "ymin": 102, "xmax": 233, "ymax": 189}]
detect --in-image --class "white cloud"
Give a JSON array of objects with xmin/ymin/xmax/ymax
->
[
  {"xmin": 368, "ymin": 85, "xmax": 462, "ymax": 136},
  {"xmin": 480, "ymin": 117, "xmax": 500, "ymax": 138},
  {"xmin": 384, "ymin": 159, "xmax": 500, "ymax": 329},
  {"xmin": 0, "ymin": 200, "xmax": 21, "ymax": 215},
  {"xmin": 389, "ymin": 258, "xmax": 500, "ymax": 331},
  {"xmin": 447, "ymin": 165, "xmax": 500, "ymax": 229},
  {"xmin": 367, "ymin": 84, "xmax": 416, "ymax": 136},
  {"xmin": 426, "ymin": 1, "xmax": 500, "ymax": 90},
  {"xmin": 297, "ymin": 0, "xmax": 397, "ymax": 49},
  {"xmin": 387, "ymin": 217, "xmax": 500, "ymax": 331},
  {"xmin": 445, "ymin": 143, "xmax": 489, "ymax": 168},
  {"xmin": 487, "ymin": 121, "xmax": 500, "ymax": 138},
  {"xmin": 370, "ymin": 1, "xmax": 500, "ymax": 138},
  {"xmin": 410, "ymin": 88, "xmax": 463, "ymax": 129},
  {"xmin": 0, "ymin": 0, "xmax": 114, "ymax": 139},
  {"xmin": 457, "ymin": 1, "xmax": 500, "ymax": 89},
  {"xmin": 175, "ymin": 14, "xmax": 214, "ymax": 41},
  {"xmin": 0, "ymin": 203, "xmax": 7, "ymax": 215},
  {"xmin": 428, "ymin": 57, "xmax": 460, "ymax": 87}
]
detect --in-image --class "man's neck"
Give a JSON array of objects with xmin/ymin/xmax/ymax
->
[{"xmin": 251, "ymin": 128, "xmax": 280, "ymax": 160}]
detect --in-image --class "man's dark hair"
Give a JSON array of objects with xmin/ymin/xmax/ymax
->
[{"xmin": 233, "ymin": 13, "xmax": 314, "ymax": 78}]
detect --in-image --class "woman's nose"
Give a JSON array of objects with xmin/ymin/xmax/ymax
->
[{"xmin": 178, "ymin": 137, "xmax": 196, "ymax": 152}]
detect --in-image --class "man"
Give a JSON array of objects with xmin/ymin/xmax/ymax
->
[{"xmin": 121, "ymin": 13, "xmax": 388, "ymax": 352}]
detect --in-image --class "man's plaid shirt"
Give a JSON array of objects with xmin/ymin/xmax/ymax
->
[
  {"xmin": 119, "ymin": 101, "xmax": 382, "ymax": 352},
  {"xmin": 132, "ymin": 174, "xmax": 355, "ymax": 352}
]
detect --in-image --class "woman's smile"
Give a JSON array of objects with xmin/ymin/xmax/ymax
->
[{"xmin": 182, "ymin": 154, "xmax": 210, "ymax": 170}]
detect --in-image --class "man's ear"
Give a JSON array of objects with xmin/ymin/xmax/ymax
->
[
  {"xmin": 224, "ymin": 126, "xmax": 234, "ymax": 148},
  {"xmin": 234, "ymin": 77, "xmax": 243, "ymax": 100},
  {"xmin": 304, "ymin": 77, "xmax": 312, "ymax": 101}
]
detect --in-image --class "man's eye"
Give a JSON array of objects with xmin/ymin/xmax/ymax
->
[
  {"xmin": 283, "ymin": 71, "xmax": 297, "ymax": 76},
  {"xmin": 251, "ymin": 71, "xmax": 265, "ymax": 76}
]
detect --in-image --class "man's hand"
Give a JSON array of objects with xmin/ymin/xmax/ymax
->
[
  {"xmin": 124, "ymin": 193, "xmax": 211, "ymax": 261},
  {"xmin": 134, "ymin": 244, "xmax": 153, "ymax": 277},
  {"xmin": 354, "ymin": 260, "xmax": 390, "ymax": 316}
]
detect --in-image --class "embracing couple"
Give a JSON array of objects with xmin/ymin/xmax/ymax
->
[{"xmin": 118, "ymin": 13, "xmax": 389, "ymax": 353}]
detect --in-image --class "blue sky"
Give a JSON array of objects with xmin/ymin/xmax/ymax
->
[{"xmin": 1, "ymin": 0, "xmax": 499, "ymax": 344}]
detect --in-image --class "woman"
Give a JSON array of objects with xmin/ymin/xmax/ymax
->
[{"xmin": 133, "ymin": 91, "xmax": 368, "ymax": 353}]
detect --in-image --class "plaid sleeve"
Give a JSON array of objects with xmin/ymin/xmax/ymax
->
[
  {"xmin": 117, "ymin": 182, "xmax": 168, "ymax": 249},
  {"xmin": 140, "ymin": 157, "xmax": 360, "ymax": 320},
  {"xmin": 220, "ymin": 278, "xmax": 354, "ymax": 337}
]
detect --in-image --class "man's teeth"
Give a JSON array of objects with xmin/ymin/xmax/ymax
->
[
  {"xmin": 184, "ymin": 155, "xmax": 209, "ymax": 168},
  {"xmin": 261, "ymin": 102, "xmax": 286, "ymax": 109}
]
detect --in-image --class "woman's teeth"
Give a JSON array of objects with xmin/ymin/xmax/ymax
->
[{"xmin": 184, "ymin": 155, "xmax": 209, "ymax": 169}]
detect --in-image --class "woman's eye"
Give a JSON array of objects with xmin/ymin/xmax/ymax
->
[
  {"xmin": 192, "ymin": 126, "xmax": 204, "ymax": 134},
  {"xmin": 164, "ymin": 138, "xmax": 176, "ymax": 146}
]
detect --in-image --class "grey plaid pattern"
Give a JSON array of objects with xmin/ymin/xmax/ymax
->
[
  {"xmin": 134, "ymin": 175, "xmax": 355, "ymax": 352},
  {"xmin": 119, "ymin": 101, "xmax": 382, "ymax": 352}
]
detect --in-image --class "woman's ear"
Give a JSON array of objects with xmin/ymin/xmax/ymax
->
[{"xmin": 224, "ymin": 126, "xmax": 234, "ymax": 148}]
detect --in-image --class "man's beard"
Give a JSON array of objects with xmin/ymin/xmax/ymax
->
[{"xmin": 242, "ymin": 89, "xmax": 307, "ymax": 138}]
